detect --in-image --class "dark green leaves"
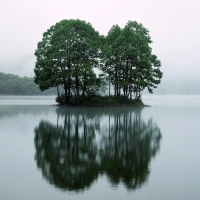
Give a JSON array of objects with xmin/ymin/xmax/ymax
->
[
  {"xmin": 34, "ymin": 19, "xmax": 101, "ymax": 103},
  {"xmin": 34, "ymin": 19, "xmax": 162, "ymax": 103},
  {"xmin": 100, "ymin": 21, "xmax": 162, "ymax": 99}
]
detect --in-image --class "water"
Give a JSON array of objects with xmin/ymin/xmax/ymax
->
[{"xmin": 0, "ymin": 95, "xmax": 200, "ymax": 200}]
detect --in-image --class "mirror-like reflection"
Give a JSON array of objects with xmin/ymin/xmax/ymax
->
[{"xmin": 34, "ymin": 107, "xmax": 161, "ymax": 191}]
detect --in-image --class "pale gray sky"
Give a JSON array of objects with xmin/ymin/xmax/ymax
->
[{"xmin": 0, "ymin": 0, "xmax": 200, "ymax": 84}]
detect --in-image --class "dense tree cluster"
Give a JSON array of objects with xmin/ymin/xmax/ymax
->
[
  {"xmin": 101, "ymin": 22, "xmax": 162, "ymax": 99},
  {"xmin": 34, "ymin": 19, "xmax": 162, "ymax": 103},
  {"xmin": 0, "ymin": 72, "xmax": 56, "ymax": 95}
]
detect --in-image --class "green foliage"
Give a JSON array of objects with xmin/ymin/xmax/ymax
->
[
  {"xmin": 100, "ymin": 21, "xmax": 163, "ymax": 100},
  {"xmin": 34, "ymin": 19, "xmax": 163, "ymax": 104},
  {"xmin": 34, "ymin": 19, "xmax": 102, "ymax": 103},
  {"xmin": 0, "ymin": 72, "xmax": 56, "ymax": 95},
  {"xmin": 57, "ymin": 95, "xmax": 144, "ymax": 107}
]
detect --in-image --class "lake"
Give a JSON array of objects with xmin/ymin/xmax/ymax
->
[{"xmin": 0, "ymin": 95, "xmax": 200, "ymax": 200}]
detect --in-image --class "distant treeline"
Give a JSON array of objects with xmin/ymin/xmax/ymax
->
[{"xmin": 0, "ymin": 72, "xmax": 56, "ymax": 95}]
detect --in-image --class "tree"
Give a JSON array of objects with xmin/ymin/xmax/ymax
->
[
  {"xmin": 100, "ymin": 21, "xmax": 162, "ymax": 99},
  {"xmin": 34, "ymin": 19, "xmax": 101, "ymax": 103},
  {"xmin": 100, "ymin": 25, "xmax": 122, "ymax": 97},
  {"xmin": 34, "ymin": 19, "xmax": 162, "ymax": 103}
]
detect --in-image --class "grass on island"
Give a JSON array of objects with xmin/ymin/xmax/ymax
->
[{"xmin": 58, "ymin": 95, "xmax": 145, "ymax": 107}]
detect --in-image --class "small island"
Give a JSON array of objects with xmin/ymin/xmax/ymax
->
[
  {"xmin": 57, "ymin": 95, "xmax": 145, "ymax": 107},
  {"xmin": 34, "ymin": 19, "xmax": 162, "ymax": 106}
]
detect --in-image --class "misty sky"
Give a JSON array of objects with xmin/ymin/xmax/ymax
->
[{"xmin": 0, "ymin": 0, "xmax": 200, "ymax": 89}]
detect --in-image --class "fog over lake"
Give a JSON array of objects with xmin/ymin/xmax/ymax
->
[
  {"xmin": 1, "ymin": 0, "xmax": 200, "ymax": 95},
  {"xmin": 1, "ymin": 0, "xmax": 200, "ymax": 199}
]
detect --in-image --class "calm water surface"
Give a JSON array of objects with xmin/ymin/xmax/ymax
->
[{"xmin": 0, "ymin": 95, "xmax": 200, "ymax": 200}]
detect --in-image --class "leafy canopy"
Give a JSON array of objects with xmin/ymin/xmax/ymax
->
[
  {"xmin": 34, "ymin": 19, "xmax": 162, "ymax": 103},
  {"xmin": 34, "ymin": 19, "xmax": 101, "ymax": 103},
  {"xmin": 100, "ymin": 21, "xmax": 162, "ymax": 99}
]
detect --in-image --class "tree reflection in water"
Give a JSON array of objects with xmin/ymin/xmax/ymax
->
[{"xmin": 34, "ymin": 107, "xmax": 161, "ymax": 191}]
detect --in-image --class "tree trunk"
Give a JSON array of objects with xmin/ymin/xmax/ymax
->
[
  {"xmin": 64, "ymin": 84, "xmax": 68, "ymax": 103},
  {"xmin": 75, "ymin": 76, "xmax": 79, "ymax": 96},
  {"xmin": 82, "ymin": 82, "xmax": 86, "ymax": 96}
]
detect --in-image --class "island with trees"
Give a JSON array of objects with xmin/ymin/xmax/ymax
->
[{"xmin": 34, "ymin": 19, "xmax": 163, "ymax": 106}]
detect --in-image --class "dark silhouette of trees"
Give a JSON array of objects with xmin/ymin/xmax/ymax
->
[
  {"xmin": 34, "ymin": 107, "xmax": 161, "ymax": 191},
  {"xmin": 0, "ymin": 72, "xmax": 55, "ymax": 95}
]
